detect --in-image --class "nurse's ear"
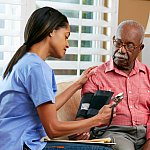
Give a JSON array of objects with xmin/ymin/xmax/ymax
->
[
  {"xmin": 49, "ymin": 33, "xmax": 53, "ymax": 37},
  {"xmin": 49, "ymin": 30, "xmax": 56, "ymax": 37}
]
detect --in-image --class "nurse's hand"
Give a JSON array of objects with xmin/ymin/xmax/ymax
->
[
  {"xmin": 97, "ymin": 104, "xmax": 116, "ymax": 126},
  {"xmin": 76, "ymin": 66, "xmax": 97, "ymax": 89},
  {"xmin": 69, "ymin": 131, "xmax": 90, "ymax": 140}
]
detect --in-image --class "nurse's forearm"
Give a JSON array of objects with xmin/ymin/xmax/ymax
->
[{"xmin": 55, "ymin": 81, "xmax": 81, "ymax": 110}]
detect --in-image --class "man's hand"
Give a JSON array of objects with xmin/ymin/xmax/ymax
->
[{"xmin": 142, "ymin": 139, "xmax": 150, "ymax": 150}]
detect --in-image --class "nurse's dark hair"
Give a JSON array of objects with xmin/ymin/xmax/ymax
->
[{"xmin": 3, "ymin": 6, "xmax": 68, "ymax": 79}]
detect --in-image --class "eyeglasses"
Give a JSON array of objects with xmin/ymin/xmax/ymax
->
[{"xmin": 113, "ymin": 38, "xmax": 141, "ymax": 53}]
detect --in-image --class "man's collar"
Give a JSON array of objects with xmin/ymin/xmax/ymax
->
[
  {"xmin": 105, "ymin": 58, "xmax": 146, "ymax": 74},
  {"xmin": 134, "ymin": 59, "xmax": 146, "ymax": 73},
  {"xmin": 105, "ymin": 58, "xmax": 115, "ymax": 73}
]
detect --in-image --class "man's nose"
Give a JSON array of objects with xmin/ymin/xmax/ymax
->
[{"xmin": 118, "ymin": 45, "xmax": 127, "ymax": 53}]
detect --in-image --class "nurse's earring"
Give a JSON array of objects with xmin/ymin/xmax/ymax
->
[{"xmin": 49, "ymin": 33, "xmax": 53, "ymax": 37}]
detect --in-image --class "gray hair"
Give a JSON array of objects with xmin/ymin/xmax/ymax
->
[{"xmin": 116, "ymin": 20, "xmax": 145, "ymax": 43}]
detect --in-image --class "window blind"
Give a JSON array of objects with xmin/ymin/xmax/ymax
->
[
  {"xmin": 0, "ymin": 0, "xmax": 119, "ymax": 82},
  {"xmin": 0, "ymin": 0, "xmax": 24, "ymax": 76},
  {"xmin": 36, "ymin": 0, "xmax": 119, "ymax": 82}
]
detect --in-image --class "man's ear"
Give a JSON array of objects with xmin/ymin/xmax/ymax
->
[
  {"xmin": 113, "ymin": 36, "xmax": 115, "ymax": 40},
  {"xmin": 140, "ymin": 44, "xmax": 144, "ymax": 50}
]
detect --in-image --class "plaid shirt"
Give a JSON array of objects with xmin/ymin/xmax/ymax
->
[{"xmin": 82, "ymin": 58, "xmax": 150, "ymax": 139}]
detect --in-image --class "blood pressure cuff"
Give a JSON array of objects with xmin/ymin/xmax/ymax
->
[
  {"xmin": 76, "ymin": 93, "xmax": 94, "ymax": 119},
  {"xmin": 76, "ymin": 90, "xmax": 114, "ymax": 119}
]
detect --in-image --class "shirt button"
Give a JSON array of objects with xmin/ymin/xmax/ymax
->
[
  {"xmin": 128, "ymin": 77, "xmax": 130, "ymax": 79},
  {"xmin": 129, "ymin": 91, "xmax": 131, "ymax": 93},
  {"xmin": 130, "ymin": 106, "xmax": 133, "ymax": 109},
  {"xmin": 133, "ymin": 121, "xmax": 136, "ymax": 125}
]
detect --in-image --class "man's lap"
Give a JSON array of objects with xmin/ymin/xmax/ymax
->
[{"xmin": 99, "ymin": 125, "xmax": 146, "ymax": 150}]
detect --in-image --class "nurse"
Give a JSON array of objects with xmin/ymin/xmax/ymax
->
[{"xmin": 0, "ymin": 6, "xmax": 113, "ymax": 150}]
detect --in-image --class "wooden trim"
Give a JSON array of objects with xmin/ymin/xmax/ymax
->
[{"xmin": 145, "ymin": 34, "xmax": 150, "ymax": 38}]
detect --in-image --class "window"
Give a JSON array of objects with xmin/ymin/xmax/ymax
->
[
  {"xmin": 0, "ymin": 0, "xmax": 119, "ymax": 82},
  {"xmin": 0, "ymin": 0, "xmax": 23, "ymax": 77},
  {"xmin": 36, "ymin": 0, "xmax": 119, "ymax": 81}
]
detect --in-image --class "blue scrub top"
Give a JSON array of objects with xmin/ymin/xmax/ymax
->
[{"xmin": 0, "ymin": 53, "xmax": 57, "ymax": 150}]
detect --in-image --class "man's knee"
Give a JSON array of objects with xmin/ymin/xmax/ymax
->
[{"xmin": 111, "ymin": 136, "xmax": 134, "ymax": 150}]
